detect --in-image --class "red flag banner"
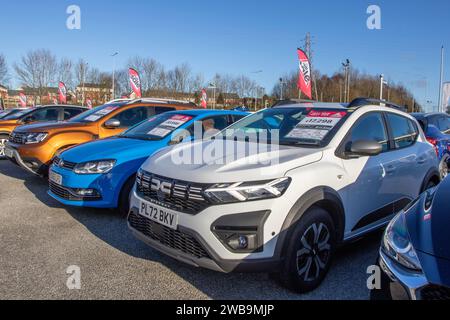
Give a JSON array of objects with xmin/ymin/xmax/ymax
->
[
  {"xmin": 201, "ymin": 89, "xmax": 207, "ymax": 108},
  {"xmin": 297, "ymin": 48, "xmax": 312, "ymax": 99},
  {"xmin": 129, "ymin": 68, "xmax": 142, "ymax": 98},
  {"xmin": 19, "ymin": 93, "xmax": 27, "ymax": 107},
  {"xmin": 58, "ymin": 81, "xmax": 67, "ymax": 104},
  {"xmin": 86, "ymin": 98, "xmax": 93, "ymax": 109}
]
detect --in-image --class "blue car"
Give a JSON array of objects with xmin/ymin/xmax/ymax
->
[
  {"xmin": 48, "ymin": 109, "xmax": 248, "ymax": 214},
  {"xmin": 372, "ymin": 176, "xmax": 450, "ymax": 300},
  {"xmin": 412, "ymin": 113, "xmax": 450, "ymax": 179}
]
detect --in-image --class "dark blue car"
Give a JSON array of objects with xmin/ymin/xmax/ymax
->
[
  {"xmin": 372, "ymin": 176, "xmax": 450, "ymax": 300},
  {"xmin": 412, "ymin": 113, "xmax": 450, "ymax": 179}
]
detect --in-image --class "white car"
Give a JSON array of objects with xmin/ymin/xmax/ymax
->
[{"xmin": 128, "ymin": 98, "xmax": 440, "ymax": 293}]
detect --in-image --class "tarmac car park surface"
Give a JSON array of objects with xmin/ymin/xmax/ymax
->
[{"xmin": 0, "ymin": 160, "xmax": 381, "ymax": 300}]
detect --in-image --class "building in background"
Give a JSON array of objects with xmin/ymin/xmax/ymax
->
[{"xmin": 76, "ymin": 83, "xmax": 113, "ymax": 105}]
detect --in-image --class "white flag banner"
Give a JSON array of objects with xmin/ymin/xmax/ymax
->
[{"xmin": 442, "ymin": 82, "xmax": 450, "ymax": 112}]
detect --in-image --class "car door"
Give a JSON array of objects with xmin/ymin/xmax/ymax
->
[
  {"xmin": 339, "ymin": 112, "xmax": 397, "ymax": 233},
  {"xmin": 99, "ymin": 106, "xmax": 149, "ymax": 138},
  {"xmin": 385, "ymin": 112, "xmax": 424, "ymax": 201}
]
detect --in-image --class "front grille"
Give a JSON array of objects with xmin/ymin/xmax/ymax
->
[
  {"xmin": 421, "ymin": 285, "xmax": 450, "ymax": 300},
  {"xmin": 49, "ymin": 181, "xmax": 82, "ymax": 201},
  {"xmin": 53, "ymin": 157, "xmax": 77, "ymax": 170},
  {"xmin": 128, "ymin": 211, "xmax": 210, "ymax": 259},
  {"xmin": 9, "ymin": 132, "xmax": 26, "ymax": 144},
  {"xmin": 136, "ymin": 171, "xmax": 210, "ymax": 215},
  {"xmin": 49, "ymin": 181, "xmax": 100, "ymax": 201}
]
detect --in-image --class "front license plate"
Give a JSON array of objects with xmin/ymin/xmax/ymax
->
[
  {"xmin": 4, "ymin": 147, "xmax": 13, "ymax": 158},
  {"xmin": 138, "ymin": 200, "xmax": 179, "ymax": 230},
  {"xmin": 49, "ymin": 170, "xmax": 63, "ymax": 185}
]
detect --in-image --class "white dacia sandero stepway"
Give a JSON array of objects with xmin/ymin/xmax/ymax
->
[{"xmin": 127, "ymin": 98, "xmax": 440, "ymax": 293}]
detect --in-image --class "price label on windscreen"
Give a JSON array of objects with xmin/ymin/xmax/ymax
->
[
  {"xmin": 160, "ymin": 115, "xmax": 193, "ymax": 129},
  {"xmin": 147, "ymin": 115, "xmax": 193, "ymax": 137},
  {"xmin": 285, "ymin": 110, "xmax": 347, "ymax": 141}
]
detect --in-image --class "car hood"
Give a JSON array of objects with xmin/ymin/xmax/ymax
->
[
  {"xmin": 407, "ymin": 178, "xmax": 450, "ymax": 261},
  {"xmin": 142, "ymin": 139, "xmax": 324, "ymax": 183},
  {"xmin": 61, "ymin": 137, "xmax": 167, "ymax": 163},
  {"xmin": 0, "ymin": 120, "xmax": 19, "ymax": 127},
  {"xmin": 14, "ymin": 121, "xmax": 88, "ymax": 133}
]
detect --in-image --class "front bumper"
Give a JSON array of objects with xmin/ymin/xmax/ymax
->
[
  {"xmin": 47, "ymin": 164, "xmax": 126, "ymax": 209},
  {"xmin": 372, "ymin": 250, "xmax": 450, "ymax": 300},
  {"xmin": 127, "ymin": 188, "xmax": 294, "ymax": 273},
  {"xmin": 127, "ymin": 207, "xmax": 282, "ymax": 273},
  {"xmin": 4, "ymin": 142, "xmax": 48, "ymax": 175}
]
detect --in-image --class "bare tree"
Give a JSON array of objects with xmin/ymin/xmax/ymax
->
[
  {"xmin": 58, "ymin": 58, "xmax": 74, "ymax": 89},
  {"xmin": 234, "ymin": 75, "xmax": 256, "ymax": 98},
  {"xmin": 14, "ymin": 49, "xmax": 58, "ymax": 102},
  {"xmin": 75, "ymin": 59, "xmax": 89, "ymax": 87},
  {"xmin": 0, "ymin": 54, "xmax": 8, "ymax": 85},
  {"xmin": 127, "ymin": 56, "xmax": 163, "ymax": 92}
]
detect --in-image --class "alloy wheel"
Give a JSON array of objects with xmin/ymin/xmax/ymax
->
[
  {"xmin": 440, "ymin": 160, "xmax": 448, "ymax": 180},
  {"xmin": 0, "ymin": 138, "xmax": 7, "ymax": 157},
  {"xmin": 296, "ymin": 223, "xmax": 331, "ymax": 282}
]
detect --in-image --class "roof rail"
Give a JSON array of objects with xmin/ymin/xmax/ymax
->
[
  {"xmin": 348, "ymin": 97, "xmax": 408, "ymax": 112},
  {"xmin": 271, "ymin": 98, "xmax": 317, "ymax": 108},
  {"xmin": 126, "ymin": 98, "xmax": 197, "ymax": 107},
  {"xmin": 105, "ymin": 98, "xmax": 132, "ymax": 104}
]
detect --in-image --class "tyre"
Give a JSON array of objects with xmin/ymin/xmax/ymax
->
[
  {"xmin": 277, "ymin": 206, "xmax": 336, "ymax": 293},
  {"xmin": 0, "ymin": 134, "xmax": 9, "ymax": 160},
  {"xmin": 118, "ymin": 175, "xmax": 136, "ymax": 217}
]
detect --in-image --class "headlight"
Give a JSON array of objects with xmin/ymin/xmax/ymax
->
[
  {"xmin": 24, "ymin": 133, "xmax": 48, "ymax": 144},
  {"xmin": 73, "ymin": 160, "xmax": 116, "ymax": 174},
  {"xmin": 382, "ymin": 212, "xmax": 422, "ymax": 271},
  {"xmin": 204, "ymin": 177, "xmax": 291, "ymax": 204}
]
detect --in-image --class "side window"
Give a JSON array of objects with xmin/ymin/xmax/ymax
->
[
  {"xmin": 28, "ymin": 108, "xmax": 60, "ymax": 122},
  {"xmin": 114, "ymin": 107, "xmax": 148, "ymax": 128},
  {"xmin": 438, "ymin": 116, "xmax": 450, "ymax": 133},
  {"xmin": 64, "ymin": 108, "xmax": 84, "ymax": 120},
  {"xmin": 187, "ymin": 115, "xmax": 231, "ymax": 138},
  {"xmin": 386, "ymin": 113, "xmax": 418, "ymax": 149},
  {"xmin": 347, "ymin": 113, "xmax": 389, "ymax": 152},
  {"xmin": 230, "ymin": 114, "xmax": 246, "ymax": 124}
]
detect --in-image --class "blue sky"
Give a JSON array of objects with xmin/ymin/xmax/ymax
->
[{"xmin": 0, "ymin": 0, "xmax": 449, "ymax": 109}]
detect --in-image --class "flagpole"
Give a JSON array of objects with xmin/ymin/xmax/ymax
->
[{"xmin": 438, "ymin": 46, "xmax": 444, "ymax": 112}]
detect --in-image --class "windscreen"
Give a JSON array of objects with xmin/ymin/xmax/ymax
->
[
  {"xmin": 120, "ymin": 113, "xmax": 193, "ymax": 141},
  {"xmin": 222, "ymin": 107, "xmax": 349, "ymax": 147},
  {"xmin": 68, "ymin": 104, "xmax": 121, "ymax": 123},
  {"xmin": 2, "ymin": 108, "xmax": 33, "ymax": 120}
]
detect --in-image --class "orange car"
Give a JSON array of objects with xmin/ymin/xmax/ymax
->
[
  {"xmin": 5, "ymin": 99, "xmax": 197, "ymax": 175},
  {"xmin": 0, "ymin": 105, "xmax": 87, "ymax": 158}
]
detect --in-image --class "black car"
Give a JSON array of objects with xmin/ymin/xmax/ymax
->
[{"xmin": 371, "ymin": 176, "xmax": 450, "ymax": 300}]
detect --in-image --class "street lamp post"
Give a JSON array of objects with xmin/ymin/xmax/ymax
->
[{"xmin": 111, "ymin": 52, "xmax": 118, "ymax": 100}]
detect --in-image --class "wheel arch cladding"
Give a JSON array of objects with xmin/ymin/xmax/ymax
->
[
  {"xmin": 276, "ymin": 186, "xmax": 345, "ymax": 259},
  {"xmin": 421, "ymin": 167, "xmax": 441, "ymax": 192}
]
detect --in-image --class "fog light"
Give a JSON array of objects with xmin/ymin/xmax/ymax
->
[
  {"xmin": 226, "ymin": 234, "xmax": 257, "ymax": 251},
  {"xmin": 74, "ymin": 188, "xmax": 98, "ymax": 197}
]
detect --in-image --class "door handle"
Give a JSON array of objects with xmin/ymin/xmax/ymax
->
[
  {"xmin": 417, "ymin": 158, "xmax": 426, "ymax": 164},
  {"xmin": 385, "ymin": 165, "xmax": 396, "ymax": 175}
]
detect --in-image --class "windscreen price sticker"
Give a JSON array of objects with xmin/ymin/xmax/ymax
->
[
  {"xmin": 160, "ymin": 115, "xmax": 193, "ymax": 129},
  {"xmin": 148, "ymin": 115, "xmax": 192, "ymax": 137},
  {"xmin": 285, "ymin": 110, "xmax": 346, "ymax": 140},
  {"xmin": 84, "ymin": 106, "xmax": 119, "ymax": 122}
]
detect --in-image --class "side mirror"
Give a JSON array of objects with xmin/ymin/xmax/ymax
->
[
  {"xmin": 346, "ymin": 140, "xmax": 382, "ymax": 158},
  {"xmin": 104, "ymin": 119, "xmax": 121, "ymax": 129},
  {"xmin": 22, "ymin": 116, "xmax": 34, "ymax": 124}
]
